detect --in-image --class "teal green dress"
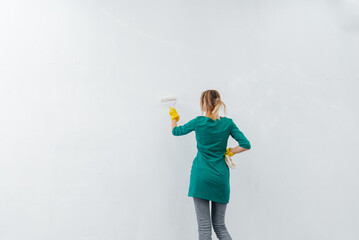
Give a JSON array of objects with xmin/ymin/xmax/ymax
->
[{"xmin": 172, "ymin": 116, "xmax": 251, "ymax": 204}]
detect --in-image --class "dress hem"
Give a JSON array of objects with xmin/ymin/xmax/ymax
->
[{"xmin": 188, "ymin": 193, "xmax": 229, "ymax": 204}]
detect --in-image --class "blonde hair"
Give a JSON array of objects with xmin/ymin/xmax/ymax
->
[{"xmin": 200, "ymin": 90, "xmax": 227, "ymax": 120}]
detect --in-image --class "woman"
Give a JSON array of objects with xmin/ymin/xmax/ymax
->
[{"xmin": 169, "ymin": 89, "xmax": 251, "ymax": 240}]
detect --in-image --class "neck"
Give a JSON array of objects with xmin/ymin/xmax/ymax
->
[{"xmin": 206, "ymin": 112, "xmax": 218, "ymax": 119}]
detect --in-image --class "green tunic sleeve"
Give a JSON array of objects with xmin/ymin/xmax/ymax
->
[
  {"xmin": 230, "ymin": 119, "xmax": 251, "ymax": 149},
  {"xmin": 172, "ymin": 117, "xmax": 198, "ymax": 136}
]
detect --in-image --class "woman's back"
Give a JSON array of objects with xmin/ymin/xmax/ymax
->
[
  {"xmin": 196, "ymin": 116, "xmax": 232, "ymax": 160},
  {"xmin": 172, "ymin": 115, "xmax": 251, "ymax": 203}
]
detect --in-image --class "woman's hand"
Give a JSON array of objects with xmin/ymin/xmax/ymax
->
[
  {"xmin": 225, "ymin": 148, "xmax": 235, "ymax": 157},
  {"xmin": 169, "ymin": 107, "xmax": 180, "ymax": 122}
]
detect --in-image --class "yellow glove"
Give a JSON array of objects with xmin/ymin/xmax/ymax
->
[
  {"xmin": 225, "ymin": 148, "xmax": 235, "ymax": 157},
  {"xmin": 169, "ymin": 107, "xmax": 180, "ymax": 122}
]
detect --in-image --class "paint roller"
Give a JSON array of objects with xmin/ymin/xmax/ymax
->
[
  {"xmin": 161, "ymin": 96, "xmax": 179, "ymax": 121},
  {"xmin": 160, "ymin": 96, "xmax": 177, "ymax": 106}
]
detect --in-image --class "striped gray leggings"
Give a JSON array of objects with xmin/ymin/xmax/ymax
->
[{"xmin": 193, "ymin": 197, "xmax": 232, "ymax": 240}]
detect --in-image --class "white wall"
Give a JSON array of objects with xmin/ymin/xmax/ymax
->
[{"xmin": 1, "ymin": 0, "xmax": 358, "ymax": 239}]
